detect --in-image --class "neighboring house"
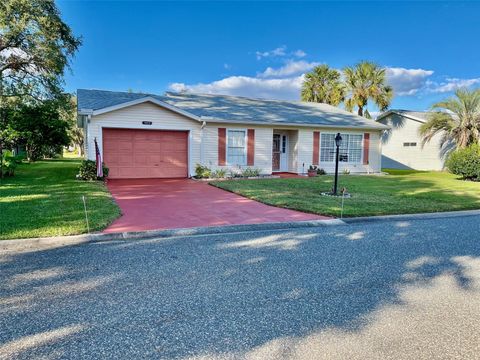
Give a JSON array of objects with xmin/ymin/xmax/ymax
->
[
  {"xmin": 377, "ymin": 110, "xmax": 448, "ymax": 170},
  {"xmin": 77, "ymin": 89, "xmax": 388, "ymax": 179}
]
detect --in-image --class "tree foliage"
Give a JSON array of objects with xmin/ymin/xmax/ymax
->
[
  {"xmin": 301, "ymin": 65, "xmax": 345, "ymax": 106},
  {"xmin": 7, "ymin": 99, "xmax": 70, "ymax": 160},
  {"xmin": 343, "ymin": 61, "xmax": 393, "ymax": 118},
  {"xmin": 0, "ymin": 0, "xmax": 81, "ymax": 175},
  {"xmin": 0, "ymin": 0, "xmax": 81, "ymax": 100},
  {"xmin": 420, "ymin": 88, "xmax": 480, "ymax": 149}
]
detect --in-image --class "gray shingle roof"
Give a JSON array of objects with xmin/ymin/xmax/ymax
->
[
  {"xmin": 77, "ymin": 89, "xmax": 388, "ymax": 130},
  {"xmin": 377, "ymin": 109, "xmax": 430, "ymax": 123}
]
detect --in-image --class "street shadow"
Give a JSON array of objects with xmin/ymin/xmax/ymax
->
[{"xmin": 1, "ymin": 215, "xmax": 480, "ymax": 358}]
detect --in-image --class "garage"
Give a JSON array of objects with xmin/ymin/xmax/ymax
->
[{"xmin": 102, "ymin": 128, "xmax": 188, "ymax": 179}]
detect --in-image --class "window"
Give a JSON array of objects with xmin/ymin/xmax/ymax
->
[
  {"xmin": 403, "ymin": 142, "xmax": 417, "ymax": 147},
  {"xmin": 227, "ymin": 130, "xmax": 246, "ymax": 165},
  {"xmin": 320, "ymin": 133, "xmax": 363, "ymax": 163},
  {"xmin": 282, "ymin": 135, "xmax": 287, "ymax": 153}
]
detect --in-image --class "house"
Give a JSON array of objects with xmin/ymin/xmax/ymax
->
[
  {"xmin": 377, "ymin": 110, "xmax": 448, "ymax": 170},
  {"xmin": 77, "ymin": 89, "xmax": 388, "ymax": 179}
]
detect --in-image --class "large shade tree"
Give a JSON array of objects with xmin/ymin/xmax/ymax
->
[
  {"xmin": 301, "ymin": 64, "xmax": 345, "ymax": 106},
  {"xmin": 343, "ymin": 61, "xmax": 393, "ymax": 118},
  {"xmin": 0, "ymin": 0, "xmax": 81, "ymax": 173},
  {"xmin": 420, "ymin": 88, "xmax": 480, "ymax": 149}
]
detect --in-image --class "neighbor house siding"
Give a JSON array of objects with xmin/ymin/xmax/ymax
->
[
  {"xmin": 202, "ymin": 123, "xmax": 273, "ymax": 174},
  {"xmin": 378, "ymin": 114, "xmax": 445, "ymax": 170},
  {"xmin": 87, "ymin": 102, "xmax": 202, "ymax": 177},
  {"xmin": 296, "ymin": 128, "xmax": 382, "ymax": 174}
]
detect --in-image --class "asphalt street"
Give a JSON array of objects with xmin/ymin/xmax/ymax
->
[{"xmin": 1, "ymin": 215, "xmax": 480, "ymax": 359}]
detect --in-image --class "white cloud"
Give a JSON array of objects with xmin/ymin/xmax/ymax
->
[
  {"xmin": 385, "ymin": 67, "xmax": 434, "ymax": 96},
  {"xmin": 223, "ymin": 63, "xmax": 231, "ymax": 70},
  {"xmin": 426, "ymin": 77, "xmax": 480, "ymax": 93},
  {"xmin": 293, "ymin": 49, "xmax": 307, "ymax": 58},
  {"xmin": 255, "ymin": 46, "xmax": 307, "ymax": 60},
  {"xmin": 259, "ymin": 60, "xmax": 320, "ymax": 78},
  {"xmin": 255, "ymin": 46, "xmax": 287, "ymax": 60},
  {"xmin": 169, "ymin": 74, "xmax": 304, "ymax": 100}
]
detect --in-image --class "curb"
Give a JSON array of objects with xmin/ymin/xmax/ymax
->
[
  {"xmin": 0, "ymin": 219, "xmax": 346, "ymax": 251},
  {"xmin": 342, "ymin": 209, "xmax": 480, "ymax": 224}
]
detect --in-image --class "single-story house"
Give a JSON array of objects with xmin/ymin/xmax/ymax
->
[
  {"xmin": 377, "ymin": 110, "xmax": 449, "ymax": 170},
  {"xmin": 77, "ymin": 89, "xmax": 389, "ymax": 179}
]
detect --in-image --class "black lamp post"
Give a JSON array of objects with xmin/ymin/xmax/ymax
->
[{"xmin": 333, "ymin": 133, "xmax": 342, "ymax": 195}]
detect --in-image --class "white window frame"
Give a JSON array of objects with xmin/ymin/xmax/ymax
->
[
  {"xmin": 319, "ymin": 132, "xmax": 364, "ymax": 164},
  {"xmin": 226, "ymin": 128, "xmax": 248, "ymax": 166}
]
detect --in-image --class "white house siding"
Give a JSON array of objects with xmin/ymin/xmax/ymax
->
[
  {"xmin": 296, "ymin": 128, "xmax": 382, "ymax": 174},
  {"xmin": 202, "ymin": 123, "xmax": 273, "ymax": 174},
  {"xmin": 378, "ymin": 114, "xmax": 445, "ymax": 170},
  {"xmin": 87, "ymin": 102, "xmax": 202, "ymax": 177}
]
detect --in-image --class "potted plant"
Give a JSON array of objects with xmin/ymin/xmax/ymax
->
[{"xmin": 308, "ymin": 165, "xmax": 318, "ymax": 177}]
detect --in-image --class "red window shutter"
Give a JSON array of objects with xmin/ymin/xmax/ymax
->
[
  {"xmin": 218, "ymin": 128, "xmax": 226, "ymax": 166},
  {"xmin": 247, "ymin": 129, "xmax": 255, "ymax": 166},
  {"xmin": 312, "ymin": 131, "xmax": 320, "ymax": 165},
  {"xmin": 363, "ymin": 133, "xmax": 370, "ymax": 165}
]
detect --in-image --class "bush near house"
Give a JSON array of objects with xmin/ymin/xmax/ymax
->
[
  {"xmin": 446, "ymin": 144, "xmax": 480, "ymax": 181},
  {"xmin": 77, "ymin": 160, "xmax": 109, "ymax": 180}
]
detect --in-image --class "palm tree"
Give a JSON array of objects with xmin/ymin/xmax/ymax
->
[
  {"xmin": 420, "ymin": 88, "xmax": 480, "ymax": 149},
  {"xmin": 301, "ymin": 65, "xmax": 345, "ymax": 106},
  {"xmin": 343, "ymin": 61, "xmax": 393, "ymax": 118}
]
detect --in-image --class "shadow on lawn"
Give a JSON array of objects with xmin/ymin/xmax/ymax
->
[{"xmin": 1, "ymin": 215, "xmax": 480, "ymax": 358}]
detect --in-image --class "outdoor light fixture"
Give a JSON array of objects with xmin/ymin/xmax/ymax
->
[{"xmin": 333, "ymin": 133, "xmax": 342, "ymax": 195}]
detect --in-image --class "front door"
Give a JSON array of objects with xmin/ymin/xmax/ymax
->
[
  {"xmin": 272, "ymin": 133, "xmax": 288, "ymax": 172},
  {"xmin": 272, "ymin": 134, "xmax": 281, "ymax": 171}
]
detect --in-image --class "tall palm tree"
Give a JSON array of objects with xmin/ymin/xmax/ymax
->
[
  {"xmin": 420, "ymin": 88, "xmax": 480, "ymax": 149},
  {"xmin": 301, "ymin": 65, "xmax": 345, "ymax": 106},
  {"xmin": 343, "ymin": 61, "xmax": 393, "ymax": 118}
]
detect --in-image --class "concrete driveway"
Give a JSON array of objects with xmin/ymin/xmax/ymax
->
[
  {"xmin": 1, "ymin": 214, "xmax": 479, "ymax": 359},
  {"xmin": 105, "ymin": 179, "xmax": 326, "ymax": 233}
]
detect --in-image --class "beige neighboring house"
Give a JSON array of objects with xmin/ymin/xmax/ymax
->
[
  {"xmin": 377, "ymin": 110, "xmax": 448, "ymax": 170},
  {"xmin": 77, "ymin": 89, "xmax": 388, "ymax": 179}
]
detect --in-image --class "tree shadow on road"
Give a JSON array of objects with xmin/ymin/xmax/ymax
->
[{"xmin": 1, "ymin": 216, "xmax": 480, "ymax": 359}]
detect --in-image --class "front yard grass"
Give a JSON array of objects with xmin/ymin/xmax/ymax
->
[
  {"xmin": 0, "ymin": 159, "xmax": 120, "ymax": 240},
  {"xmin": 210, "ymin": 171, "xmax": 480, "ymax": 217}
]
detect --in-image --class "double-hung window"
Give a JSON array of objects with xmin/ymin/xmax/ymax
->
[
  {"xmin": 320, "ymin": 133, "xmax": 363, "ymax": 163},
  {"xmin": 227, "ymin": 130, "xmax": 246, "ymax": 165}
]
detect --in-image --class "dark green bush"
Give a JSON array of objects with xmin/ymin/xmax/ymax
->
[
  {"xmin": 77, "ymin": 160, "xmax": 109, "ymax": 180},
  {"xmin": 317, "ymin": 168, "xmax": 327, "ymax": 175},
  {"xmin": 446, "ymin": 144, "xmax": 480, "ymax": 181}
]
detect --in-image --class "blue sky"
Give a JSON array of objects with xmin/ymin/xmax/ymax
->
[{"xmin": 58, "ymin": 1, "xmax": 480, "ymax": 114}]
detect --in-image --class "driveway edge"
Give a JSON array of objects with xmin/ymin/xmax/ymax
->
[
  {"xmin": 0, "ymin": 219, "xmax": 346, "ymax": 250},
  {"xmin": 342, "ymin": 209, "xmax": 480, "ymax": 224}
]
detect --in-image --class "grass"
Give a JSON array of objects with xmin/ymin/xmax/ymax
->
[
  {"xmin": 211, "ymin": 171, "xmax": 480, "ymax": 218},
  {"xmin": 0, "ymin": 159, "xmax": 120, "ymax": 240}
]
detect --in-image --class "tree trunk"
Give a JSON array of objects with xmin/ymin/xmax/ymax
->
[{"xmin": 358, "ymin": 106, "xmax": 364, "ymax": 117}]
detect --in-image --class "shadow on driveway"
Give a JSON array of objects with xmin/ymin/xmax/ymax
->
[{"xmin": 1, "ymin": 215, "xmax": 479, "ymax": 359}]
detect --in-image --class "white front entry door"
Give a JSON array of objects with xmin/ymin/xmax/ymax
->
[{"xmin": 273, "ymin": 133, "xmax": 289, "ymax": 172}]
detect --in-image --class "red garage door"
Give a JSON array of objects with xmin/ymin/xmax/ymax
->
[{"xmin": 103, "ymin": 128, "xmax": 188, "ymax": 179}]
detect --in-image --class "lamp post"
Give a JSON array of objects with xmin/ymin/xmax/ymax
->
[{"xmin": 333, "ymin": 133, "xmax": 342, "ymax": 195}]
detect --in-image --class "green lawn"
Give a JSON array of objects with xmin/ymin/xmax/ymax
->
[
  {"xmin": 211, "ymin": 171, "xmax": 480, "ymax": 217},
  {"xmin": 0, "ymin": 159, "xmax": 120, "ymax": 240}
]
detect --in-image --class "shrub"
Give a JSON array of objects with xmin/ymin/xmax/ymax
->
[
  {"xmin": 1, "ymin": 151, "xmax": 19, "ymax": 177},
  {"xmin": 194, "ymin": 164, "xmax": 212, "ymax": 179},
  {"xmin": 317, "ymin": 168, "xmax": 326, "ymax": 175},
  {"xmin": 309, "ymin": 165, "xmax": 318, "ymax": 171},
  {"xmin": 77, "ymin": 160, "xmax": 109, "ymax": 180},
  {"xmin": 211, "ymin": 169, "xmax": 227, "ymax": 179},
  {"xmin": 446, "ymin": 144, "xmax": 480, "ymax": 181},
  {"xmin": 242, "ymin": 167, "xmax": 261, "ymax": 177}
]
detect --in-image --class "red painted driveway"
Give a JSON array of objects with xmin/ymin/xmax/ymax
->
[{"xmin": 105, "ymin": 179, "xmax": 328, "ymax": 233}]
